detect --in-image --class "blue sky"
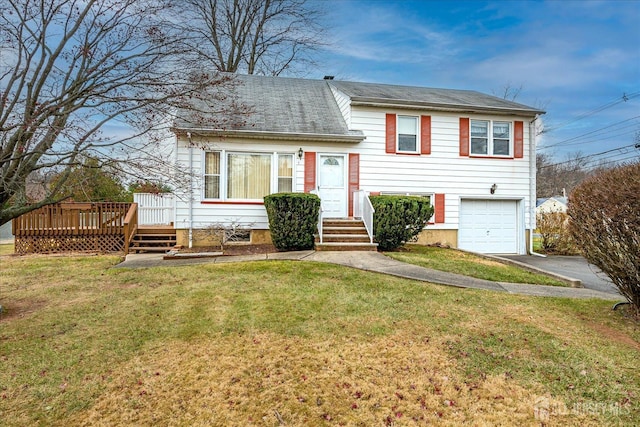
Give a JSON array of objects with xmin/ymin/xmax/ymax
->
[{"xmin": 311, "ymin": 0, "xmax": 640, "ymax": 165}]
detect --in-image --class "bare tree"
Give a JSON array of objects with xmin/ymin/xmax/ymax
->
[
  {"xmin": 492, "ymin": 82, "xmax": 523, "ymax": 102},
  {"xmin": 0, "ymin": 0, "xmax": 240, "ymax": 225},
  {"xmin": 536, "ymin": 152, "xmax": 593, "ymax": 198},
  {"xmin": 179, "ymin": 0, "xmax": 325, "ymax": 76}
]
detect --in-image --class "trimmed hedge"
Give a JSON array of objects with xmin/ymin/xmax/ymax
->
[
  {"xmin": 370, "ymin": 195, "xmax": 434, "ymax": 251},
  {"xmin": 264, "ymin": 193, "xmax": 320, "ymax": 251}
]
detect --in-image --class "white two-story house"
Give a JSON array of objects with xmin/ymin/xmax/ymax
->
[{"xmin": 172, "ymin": 74, "xmax": 544, "ymax": 254}]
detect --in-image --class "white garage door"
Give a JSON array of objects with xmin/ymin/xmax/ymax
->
[{"xmin": 459, "ymin": 199, "xmax": 518, "ymax": 254}]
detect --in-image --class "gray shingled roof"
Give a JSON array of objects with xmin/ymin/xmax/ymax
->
[
  {"xmin": 174, "ymin": 73, "xmax": 364, "ymax": 141},
  {"xmin": 329, "ymin": 80, "xmax": 544, "ymax": 115},
  {"xmin": 174, "ymin": 74, "xmax": 544, "ymax": 138}
]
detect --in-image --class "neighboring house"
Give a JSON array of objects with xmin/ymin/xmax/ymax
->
[
  {"xmin": 171, "ymin": 74, "xmax": 544, "ymax": 254},
  {"xmin": 536, "ymin": 197, "xmax": 568, "ymax": 215}
]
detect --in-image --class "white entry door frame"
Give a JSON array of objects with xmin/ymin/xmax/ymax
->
[{"xmin": 317, "ymin": 153, "xmax": 348, "ymax": 218}]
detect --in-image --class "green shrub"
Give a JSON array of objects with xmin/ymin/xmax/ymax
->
[
  {"xmin": 264, "ymin": 193, "xmax": 320, "ymax": 251},
  {"xmin": 370, "ymin": 195, "xmax": 434, "ymax": 251}
]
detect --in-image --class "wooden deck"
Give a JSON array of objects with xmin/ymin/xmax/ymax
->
[{"xmin": 13, "ymin": 202, "xmax": 134, "ymax": 254}]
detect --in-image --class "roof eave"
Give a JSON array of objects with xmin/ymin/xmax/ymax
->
[
  {"xmin": 172, "ymin": 127, "xmax": 366, "ymax": 143},
  {"xmin": 349, "ymin": 97, "xmax": 545, "ymax": 116}
]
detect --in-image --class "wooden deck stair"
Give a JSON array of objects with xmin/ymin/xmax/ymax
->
[
  {"xmin": 129, "ymin": 225, "xmax": 177, "ymax": 253},
  {"xmin": 315, "ymin": 219, "xmax": 378, "ymax": 251}
]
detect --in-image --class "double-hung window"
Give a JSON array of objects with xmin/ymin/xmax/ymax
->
[
  {"xmin": 277, "ymin": 154, "xmax": 293, "ymax": 192},
  {"xmin": 204, "ymin": 151, "xmax": 294, "ymax": 201},
  {"xmin": 470, "ymin": 120, "xmax": 512, "ymax": 157},
  {"xmin": 397, "ymin": 116, "xmax": 419, "ymax": 153},
  {"xmin": 204, "ymin": 152, "xmax": 221, "ymax": 199}
]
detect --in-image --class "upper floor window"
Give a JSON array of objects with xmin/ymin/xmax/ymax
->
[
  {"xmin": 397, "ymin": 115, "xmax": 419, "ymax": 153},
  {"xmin": 470, "ymin": 120, "xmax": 512, "ymax": 157}
]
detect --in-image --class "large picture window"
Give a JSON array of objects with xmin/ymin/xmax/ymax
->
[
  {"xmin": 470, "ymin": 120, "xmax": 512, "ymax": 157},
  {"xmin": 204, "ymin": 151, "xmax": 294, "ymax": 200},
  {"xmin": 227, "ymin": 153, "xmax": 271, "ymax": 199}
]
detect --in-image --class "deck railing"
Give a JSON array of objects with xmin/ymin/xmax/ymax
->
[
  {"xmin": 310, "ymin": 189, "xmax": 323, "ymax": 243},
  {"xmin": 12, "ymin": 202, "xmax": 133, "ymax": 254},
  {"xmin": 123, "ymin": 203, "xmax": 138, "ymax": 256},
  {"xmin": 133, "ymin": 193, "xmax": 174, "ymax": 225}
]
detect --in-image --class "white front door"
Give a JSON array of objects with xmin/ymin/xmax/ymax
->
[{"xmin": 318, "ymin": 154, "xmax": 347, "ymax": 218}]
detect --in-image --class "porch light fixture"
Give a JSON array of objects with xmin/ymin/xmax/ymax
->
[
  {"xmin": 490, "ymin": 183, "xmax": 498, "ymax": 194},
  {"xmin": 297, "ymin": 147, "xmax": 304, "ymax": 160}
]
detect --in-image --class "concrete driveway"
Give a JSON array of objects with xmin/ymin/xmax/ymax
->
[{"xmin": 502, "ymin": 255, "xmax": 619, "ymax": 295}]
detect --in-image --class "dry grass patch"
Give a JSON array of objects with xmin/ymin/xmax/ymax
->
[{"xmin": 71, "ymin": 332, "xmax": 583, "ymax": 427}]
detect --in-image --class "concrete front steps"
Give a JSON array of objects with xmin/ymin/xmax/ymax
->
[
  {"xmin": 129, "ymin": 225, "xmax": 177, "ymax": 253},
  {"xmin": 315, "ymin": 218, "xmax": 378, "ymax": 251}
]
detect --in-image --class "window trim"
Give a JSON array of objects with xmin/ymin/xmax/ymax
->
[
  {"xmin": 469, "ymin": 119, "xmax": 513, "ymax": 158},
  {"xmin": 203, "ymin": 150, "xmax": 296, "ymax": 202},
  {"xmin": 396, "ymin": 115, "xmax": 420, "ymax": 154}
]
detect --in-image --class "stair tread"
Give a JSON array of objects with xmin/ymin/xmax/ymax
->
[
  {"xmin": 321, "ymin": 234, "xmax": 371, "ymax": 238},
  {"xmin": 323, "ymin": 226, "xmax": 367, "ymax": 230}
]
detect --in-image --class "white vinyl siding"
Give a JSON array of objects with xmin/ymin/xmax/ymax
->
[{"xmin": 348, "ymin": 108, "xmax": 534, "ymax": 236}]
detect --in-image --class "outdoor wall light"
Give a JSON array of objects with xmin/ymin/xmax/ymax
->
[
  {"xmin": 490, "ymin": 183, "xmax": 498, "ymax": 194},
  {"xmin": 297, "ymin": 147, "xmax": 304, "ymax": 160}
]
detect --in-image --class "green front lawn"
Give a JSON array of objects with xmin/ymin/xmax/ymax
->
[
  {"xmin": 0, "ymin": 254, "xmax": 637, "ymax": 426},
  {"xmin": 385, "ymin": 244, "xmax": 569, "ymax": 286}
]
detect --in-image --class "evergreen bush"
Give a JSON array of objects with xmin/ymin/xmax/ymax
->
[
  {"xmin": 370, "ymin": 195, "xmax": 434, "ymax": 251},
  {"xmin": 264, "ymin": 193, "xmax": 320, "ymax": 251}
]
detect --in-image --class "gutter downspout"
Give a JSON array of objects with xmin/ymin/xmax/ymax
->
[
  {"xmin": 187, "ymin": 132, "xmax": 193, "ymax": 249},
  {"xmin": 529, "ymin": 116, "xmax": 545, "ymax": 257}
]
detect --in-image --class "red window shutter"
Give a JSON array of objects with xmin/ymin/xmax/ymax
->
[
  {"xmin": 386, "ymin": 114, "xmax": 397, "ymax": 154},
  {"xmin": 304, "ymin": 151, "xmax": 316, "ymax": 193},
  {"xmin": 348, "ymin": 153, "xmax": 359, "ymax": 217},
  {"xmin": 459, "ymin": 118, "xmax": 470, "ymax": 157},
  {"xmin": 514, "ymin": 121, "xmax": 524, "ymax": 158},
  {"xmin": 434, "ymin": 193, "xmax": 445, "ymax": 223},
  {"xmin": 420, "ymin": 115, "xmax": 431, "ymax": 155}
]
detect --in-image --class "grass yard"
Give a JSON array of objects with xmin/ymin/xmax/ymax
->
[
  {"xmin": 386, "ymin": 244, "xmax": 569, "ymax": 287},
  {"xmin": 0, "ymin": 243, "xmax": 13, "ymax": 256},
  {"xmin": 0, "ymin": 253, "xmax": 638, "ymax": 426}
]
